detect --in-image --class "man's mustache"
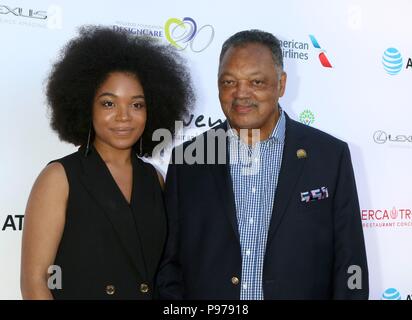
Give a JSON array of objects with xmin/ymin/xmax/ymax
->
[{"xmin": 231, "ymin": 99, "xmax": 258, "ymax": 108}]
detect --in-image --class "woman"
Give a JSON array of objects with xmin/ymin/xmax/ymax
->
[{"xmin": 20, "ymin": 26, "xmax": 193, "ymax": 299}]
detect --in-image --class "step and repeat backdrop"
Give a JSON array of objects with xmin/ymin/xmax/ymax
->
[{"xmin": 1, "ymin": 0, "xmax": 411, "ymax": 300}]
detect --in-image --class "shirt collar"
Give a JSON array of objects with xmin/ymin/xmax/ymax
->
[{"xmin": 227, "ymin": 106, "xmax": 286, "ymax": 144}]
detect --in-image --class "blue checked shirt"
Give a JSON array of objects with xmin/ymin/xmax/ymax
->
[{"xmin": 228, "ymin": 110, "xmax": 286, "ymax": 300}]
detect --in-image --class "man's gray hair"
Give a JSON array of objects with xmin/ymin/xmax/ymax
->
[{"xmin": 219, "ymin": 29, "xmax": 284, "ymax": 74}]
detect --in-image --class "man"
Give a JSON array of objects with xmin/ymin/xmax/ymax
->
[{"xmin": 157, "ymin": 30, "xmax": 368, "ymax": 299}]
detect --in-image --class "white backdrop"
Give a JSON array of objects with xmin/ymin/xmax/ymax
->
[{"xmin": 1, "ymin": 0, "xmax": 411, "ymax": 300}]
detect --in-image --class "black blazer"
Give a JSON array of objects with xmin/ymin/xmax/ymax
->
[
  {"xmin": 158, "ymin": 112, "xmax": 368, "ymax": 299},
  {"xmin": 51, "ymin": 147, "xmax": 166, "ymax": 299}
]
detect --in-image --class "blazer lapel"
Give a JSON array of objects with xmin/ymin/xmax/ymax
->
[
  {"xmin": 78, "ymin": 147, "xmax": 146, "ymax": 279},
  {"xmin": 267, "ymin": 114, "xmax": 307, "ymax": 245},
  {"xmin": 129, "ymin": 154, "xmax": 164, "ymax": 280},
  {"xmin": 209, "ymin": 121, "xmax": 240, "ymax": 242},
  {"xmin": 208, "ymin": 115, "xmax": 307, "ymax": 244}
]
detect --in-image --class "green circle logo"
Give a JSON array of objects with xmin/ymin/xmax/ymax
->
[{"xmin": 299, "ymin": 109, "xmax": 315, "ymax": 126}]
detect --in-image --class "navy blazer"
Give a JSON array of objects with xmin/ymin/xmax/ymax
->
[{"xmin": 158, "ymin": 112, "xmax": 368, "ymax": 299}]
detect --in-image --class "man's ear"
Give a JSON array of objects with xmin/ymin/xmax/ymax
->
[{"xmin": 278, "ymin": 72, "xmax": 287, "ymax": 97}]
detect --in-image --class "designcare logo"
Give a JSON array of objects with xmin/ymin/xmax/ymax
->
[
  {"xmin": 382, "ymin": 47, "xmax": 412, "ymax": 75},
  {"xmin": 112, "ymin": 22, "xmax": 163, "ymax": 39},
  {"xmin": 309, "ymin": 35, "xmax": 333, "ymax": 68},
  {"xmin": 164, "ymin": 17, "xmax": 214, "ymax": 53},
  {"xmin": 361, "ymin": 207, "xmax": 412, "ymax": 229}
]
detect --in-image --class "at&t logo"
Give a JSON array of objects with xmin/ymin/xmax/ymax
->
[{"xmin": 382, "ymin": 47, "xmax": 412, "ymax": 75}]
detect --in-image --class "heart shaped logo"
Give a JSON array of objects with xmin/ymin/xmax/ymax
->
[{"xmin": 165, "ymin": 17, "xmax": 197, "ymax": 49}]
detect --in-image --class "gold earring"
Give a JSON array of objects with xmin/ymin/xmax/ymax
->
[{"xmin": 84, "ymin": 126, "xmax": 92, "ymax": 157}]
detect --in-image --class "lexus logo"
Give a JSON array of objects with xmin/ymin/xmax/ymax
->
[
  {"xmin": 373, "ymin": 130, "xmax": 412, "ymax": 144},
  {"xmin": 373, "ymin": 130, "xmax": 387, "ymax": 144},
  {"xmin": 0, "ymin": 5, "xmax": 47, "ymax": 20}
]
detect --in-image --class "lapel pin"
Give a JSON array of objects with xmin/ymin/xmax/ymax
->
[{"xmin": 296, "ymin": 149, "xmax": 307, "ymax": 159}]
